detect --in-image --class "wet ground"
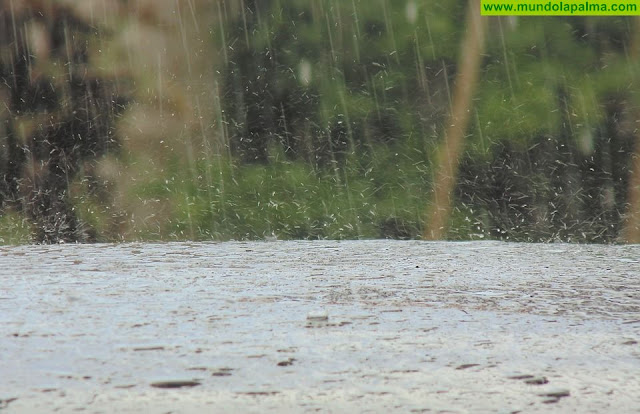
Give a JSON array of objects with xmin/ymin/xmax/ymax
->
[{"xmin": 1, "ymin": 240, "xmax": 639, "ymax": 413}]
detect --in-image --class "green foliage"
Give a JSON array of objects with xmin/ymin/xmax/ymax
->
[
  {"xmin": 209, "ymin": 4, "xmax": 640, "ymax": 242},
  {"xmin": 4, "ymin": 2, "xmax": 640, "ymax": 243},
  {"xmin": 137, "ymin": 150, "xmax": 427, "ymax": 241},
  {"xmin": 475, "ymin": 16, "xmax": 640, "ymax": 150},
  {"xmin": 0, "ymin": 212, "xmax": 32, "ymax": 244}
]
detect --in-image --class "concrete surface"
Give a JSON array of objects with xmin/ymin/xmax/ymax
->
[{"xmin": 1, "ymin": 240, "xmax": 639, "ymax": 413}]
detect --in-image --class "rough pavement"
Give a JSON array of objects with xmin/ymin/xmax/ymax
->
[{"xmin": 1, "ymin": 241, "xmax": 639, "ymax": 413}]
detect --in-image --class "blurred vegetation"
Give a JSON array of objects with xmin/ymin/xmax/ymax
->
[
  {"xmin": 0, "ymin": 0, "xmax": 128, "ymax": 243},
  {"xmin": 1, "ymin": 0, "xmax": 640, "ymax": 243}
]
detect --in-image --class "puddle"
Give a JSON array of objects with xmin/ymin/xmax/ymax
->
[{"xmin": 1, "ymin": 241, "xmax": 639, "ymax": 413}]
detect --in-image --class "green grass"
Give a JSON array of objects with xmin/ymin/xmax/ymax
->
[
  {"xmin": 0, "ymin": 211, "xmax": 33, "ymax": 244},
  {"xmin": 134, "ymin": 149, "xmax": 432, "ymax": 241}
]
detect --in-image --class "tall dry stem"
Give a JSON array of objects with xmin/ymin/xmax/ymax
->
[{"xmin": 423, "ymin": 0, "xmax": 486, "ymax": 240}]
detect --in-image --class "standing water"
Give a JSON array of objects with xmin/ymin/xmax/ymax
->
[{"xmin": 1, "ymin": 241, "xmax": 639, "ymax": 412}]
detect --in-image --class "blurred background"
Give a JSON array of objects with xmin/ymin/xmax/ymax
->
[{"xmin": 1, "ymin": 0, "xmax": 639, "ymax": 244}]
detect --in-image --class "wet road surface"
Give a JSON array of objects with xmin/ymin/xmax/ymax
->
[{"xmin": 1, "ymin": 241, "xmax": 639, "ymax": 413}]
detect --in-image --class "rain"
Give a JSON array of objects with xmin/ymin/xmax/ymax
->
[
  {"xmin": 1, "ymin": 1, "xmax": 639, "ymax": 412},
  {"xmin": 0, "ymin": 1, "xmax": 637, "ymax": 243}
]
